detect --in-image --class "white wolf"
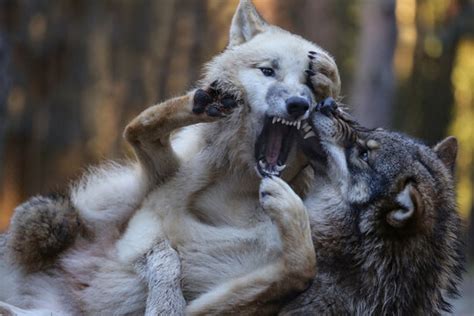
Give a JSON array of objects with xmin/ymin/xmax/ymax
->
[{"xmin": 0, "ymin": 0, "xmax": 340, "ymax": 314}]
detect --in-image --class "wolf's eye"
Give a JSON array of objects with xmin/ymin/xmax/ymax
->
[
  {"xmin": 359, "ymin": 149, "xmax": 369, "ymax": 162},
  {"xmin": 259, "ymin": 67, "xmax": 275, "ymax": 77}
]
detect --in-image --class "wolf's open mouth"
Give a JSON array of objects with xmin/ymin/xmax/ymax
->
[{"xmin": 255, "ymin": 116, "xmax": 304, "ymax": 177}]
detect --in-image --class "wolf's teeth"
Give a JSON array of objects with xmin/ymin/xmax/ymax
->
[
  {"xmin": 303, "ymin": 125, "xmax": 312, "ymax": 132},
  {"xmin": 275, "ymin": 164, "xmax": 286, "ymax": 172},
  {"xmin": 302, "ymin": 121, "xmax": 309, "ymax": 129},
  {"xmin": 259, "ymin": 160, "xmax": 266, "ymax": 169},
  {"xmin": 296, "ymin": 121, "xmax": 301, "ymax": 130},
  {"xmin": 303, "ymin": 131, "xmax": 316, "ymax": 139},
  {"xmin": 277, "ymin": 117, "xmax": 282, "ymax": 123},
  {"xmin": 272, "ymin": 117, "xmax": 277, "ymax": 124}
]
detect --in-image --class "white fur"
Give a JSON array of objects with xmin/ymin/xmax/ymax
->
[
  {"xmin": 70, "ymin": 162, "xmax": 148, "ymax": 233},
  {"xmin": 116, "ymin": 207, "xmax": 163, "ymax": 264},
  {"xmin": 0, "ymin": 1, "xmax": 339, "ymax": 314},
  {"xmin": 171, "ymin": 124, "xmax": 208, "ymax": 162}
]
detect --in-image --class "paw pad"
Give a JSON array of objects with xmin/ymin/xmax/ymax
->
[{"xmin": 192, "ymin": 82, "xmax": 238, "ymax": 117}]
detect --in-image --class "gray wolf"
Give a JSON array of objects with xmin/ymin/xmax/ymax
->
[
  {"xmin": 0, "ymin": 0, "xmax": 340, "ymax": 314},
  {"xmin": 281, "ymin": 99, "xmax": 465, "ymax": 315}
]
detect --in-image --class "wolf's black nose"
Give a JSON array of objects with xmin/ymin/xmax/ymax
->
[{"xmin": 286, "ymin": 97, "xmax": 309, "ymax": 118}]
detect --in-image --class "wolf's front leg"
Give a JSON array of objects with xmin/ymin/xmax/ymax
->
[
  {"xmin": 186, "ymin": 177, "xmax": 316, "ymax": 315},
  {"xmin": 134, "ymin": 239, "xmax": 186, "ymax": 316},
  {"xmin": 124, "ymin": 83, "xmax": 238, "ymax": 184},
  {"xmin": 259, "ymin": 176, "xmax": 316, "ymax": 290}
]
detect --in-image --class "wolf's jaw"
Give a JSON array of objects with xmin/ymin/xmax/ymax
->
[
  {"xmin": 255, "ymin": 116, "xmax": 304, "ymax": 178},
  {"xmin": 271, "ymin": 116, "xmax": 303, "ymax": 130},
  {"xmin": 256, "ymin": 160, "xmax": 286, "ymax": 177}
]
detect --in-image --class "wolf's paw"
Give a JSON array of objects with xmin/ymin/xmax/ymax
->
[
  {"xmin": 305, "ymin": 50, "xmax": 340, "ymax": 99},
  {"xmin": 259, "ymin": 177, "xmax": 305, "ymax": 224},
  {"xmin": 316, "ymin": 96, "xmax": 338, "ymax": 115},
  {"xmin": 192, "ymin": 81, "xmax": 238, "ymax": 117},
  {"xmin": 7, "ymin": 194, "xmax": 81, "ymax": 272}
]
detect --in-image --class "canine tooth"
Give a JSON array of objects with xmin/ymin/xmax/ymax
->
[
  {"xmin": 297, "ymin": 121, "xmax": 301, "ymax": 130},
  {"xmin": 272, "ymin": 117, "xmax": 277, "ymax": 124},
  {"xmin": 259, "ymin": 160, "xmax": 266, "ymax": 169},
  {"xmin": 275, "ymin": 164, "xmax": 286, "ymax": 171},
  {"xmin": 277, "ymin": 117, "xmax": 282, "ymax": 123},
  {"xmin": 303, "ymin": 125, "xmax": 312, "ymax": 132},
  {"xmin": 304, "ymin": 131, "xmax": 316, "ymax": 139},
  {"xmin": 302, "ymin": 121, "xmax": 309, "ymax": 128}
]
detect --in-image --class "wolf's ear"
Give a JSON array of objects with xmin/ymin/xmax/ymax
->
[
  {"xmin": 433, "ymin": 136, "xmax": 458, "ymax": 174},
  {"xmin": 229, "ymin": 0, "xmax": 268, "ymax": 47}
]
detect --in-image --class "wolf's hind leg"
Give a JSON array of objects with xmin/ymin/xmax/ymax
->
[
  {"xmin": 134, "ymin": 239, "xmax": 185, "ymax": 316},
  {"xmin": 124, "ymin": 84, "xmax": 237, "ymax": 184},
  {"xmin": 6, "ymin": 194, "xmax": 81, "ymax": 273}
]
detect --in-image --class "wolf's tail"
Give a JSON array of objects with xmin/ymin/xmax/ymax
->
[{"xmin": 7, "ymin": 194, "xmax": 82, "ymax": 272}]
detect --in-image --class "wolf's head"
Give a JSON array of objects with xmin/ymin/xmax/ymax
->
[
  {"xmin": 296, "ymin": 104, "xmax": 465, "ymax": 314},
  {"xmin": 201, "ymin": 0, "xmax": 340, "ymax": 179}
]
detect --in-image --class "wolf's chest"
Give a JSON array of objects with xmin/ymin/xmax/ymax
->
[{"xmin": 177, "ymin": 220, "xmax": 282, "ymax": 301}]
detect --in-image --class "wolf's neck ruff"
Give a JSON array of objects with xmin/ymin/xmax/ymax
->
[{"xmin": 282, "ymin": 101, "xmax": 465, "ymax": 315}]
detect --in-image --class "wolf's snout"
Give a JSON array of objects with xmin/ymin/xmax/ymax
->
[{"xmin": 286, "ymin": 97, "xmax": 309, "ymax": 119}]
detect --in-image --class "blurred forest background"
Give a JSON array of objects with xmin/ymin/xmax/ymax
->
[{"xmin": 0, "ymin": 0, "xmax": 473, "ymax": 285}]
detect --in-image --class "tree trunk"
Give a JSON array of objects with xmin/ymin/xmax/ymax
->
[{"xmin": 350, "ymin": 0, "xmax": 397, "ymax": 129}]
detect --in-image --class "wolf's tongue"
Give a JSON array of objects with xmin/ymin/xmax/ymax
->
[{"xmin": 266, "ymin": 126, "xmax": 283, "ymax": 165}]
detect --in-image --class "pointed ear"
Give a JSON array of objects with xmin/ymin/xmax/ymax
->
[
  {"xmin": 433, "ymin": 136, "xmax": 458, "ymax": 174},
  {"xmin": 229, "ymin": 0, "xmax": 268, "ymax": 47}
]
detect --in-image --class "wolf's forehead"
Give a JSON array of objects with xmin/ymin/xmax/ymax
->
[{"xmin": 252, "ymin": 31, "xmax": 320, "ymax": 61}]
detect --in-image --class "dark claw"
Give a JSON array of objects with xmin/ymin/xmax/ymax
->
[
  {"xmin": 309, "ymin": 51, "xmax": 317, "ymax": 55},
  {"xmin": 308, "ymin": 55, "xmax": 315, "ymax": 60},
  {"xmin": 206, "ymin": 104, "xmax": 222, "ymax": 117},
  {"xmin": 305, "ymin": 69, "xmax": 315, "ymax": 76},
  {"xmin": 207, "ymin": 81, "xmax": 221, "ymax": 98}
]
